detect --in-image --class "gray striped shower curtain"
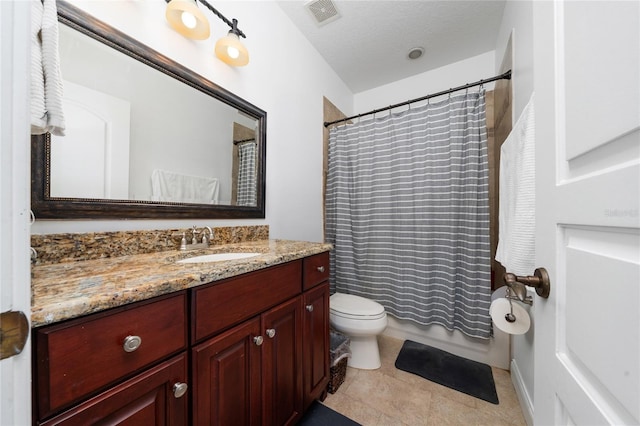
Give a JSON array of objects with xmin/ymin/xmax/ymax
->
[
  {"xmin": 326, "ymin": 92, "xmax": 492, "ymax": 339},
  {"xmin": 237, "ymin": 141, "xmax": 257, "ymax": 206}
]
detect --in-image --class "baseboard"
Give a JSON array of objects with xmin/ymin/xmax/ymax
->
[{"xmin": 510, "ymin": 359, "xmax": 534, "ymax": 426}]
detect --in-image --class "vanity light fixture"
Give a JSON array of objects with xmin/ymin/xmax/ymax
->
[
  {"xmin": 214, "ymin": 19, "xmax": 249, "ymax": 66},
  {"xmin": 165, "ymin": 0, "xmax": 210, "ymax": 40},
  {"xmin": 165, "ymin": 0, "xmax": 249, "ymax": 66}
]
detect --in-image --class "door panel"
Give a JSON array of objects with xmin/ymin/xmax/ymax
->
[
  {"xmin": 0, "ymin": 1, "xmax": 32, "ymax": 425},
  {"xmin": 192, "ymin": 318, "xmax": 262, "ymax": 426},
  {"xmin": 40, "ymin": 354, "xmax": 188, "ymax": 426},
  {"xmin": 533, "ymin": 1, "xmax": 640, "ymax": 425},
  {"xmin": 262, "ymin": 297, "xmax": 303, "ymax": 426},
  {"xmin": 303, "ymin": 282, "xmax": 330, "ymax": 409}
]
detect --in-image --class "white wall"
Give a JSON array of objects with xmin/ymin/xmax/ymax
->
[
  {"xmin": 355, "ymin": 50, "xmax": 496, "ymax": 113},
  {"xmin": 494, "ymin": 1, "xmax": 535, "ymax": 424},
  {"xmin": 32, "ymin": 0, "xmax": 353, "ymax": 242}
]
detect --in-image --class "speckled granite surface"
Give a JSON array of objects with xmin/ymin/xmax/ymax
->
[
  {"xmin": 31, "ymin": 225, "xmax": 269, "ymax": 265},
  {"xmin": 31, "ymin": 239, "xmax": 331, "ymax": 328}
]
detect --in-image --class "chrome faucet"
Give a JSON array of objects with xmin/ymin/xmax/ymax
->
[
  {"xmin": 202, "ymin": 226, "xmax": 213, "ymax": 245},
  {"xmin": 180, "ymin": 225, "xmax": 215, "ymax": 251}
]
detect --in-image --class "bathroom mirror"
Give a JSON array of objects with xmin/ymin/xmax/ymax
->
[{"xmin": 31, "ymin": 1, "xmax": 266, "ymax": 219}]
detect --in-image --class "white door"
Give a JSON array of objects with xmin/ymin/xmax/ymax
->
[
  {"xmin": 50, "ymin": 80, "xmax": 131, "ymax": 200},
  {"xmin": 533, "ymin": 1, "xmax": 639, "ymax": 425},
  {"xmin": 0, "ymin": 1, "xmax": 32, "ymax": 425}
]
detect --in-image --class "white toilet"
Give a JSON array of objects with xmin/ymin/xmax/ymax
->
[{"xmin": 329, "ymin": 292, "xmax": 388, "ymax": 370}]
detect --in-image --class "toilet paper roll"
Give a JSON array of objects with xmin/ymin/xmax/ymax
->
[{"xmin": 490, "ymin": 298, "xmax": 530, "ymax": 335}]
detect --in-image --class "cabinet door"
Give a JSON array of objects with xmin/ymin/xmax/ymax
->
[
  {"xmin": 40, "ymin": 353, "xmax": 188, "ymax": 426},
  {"xmin": 302, "ymin": 282, "xmax": 330, "ymax": 409},
  {"xmin": 192, "ymin": 317, "xmax": 262, "ymax": 426},
  {"xmin": 262, "ymin": 297, "xmax": 303, "ymax": 426}
]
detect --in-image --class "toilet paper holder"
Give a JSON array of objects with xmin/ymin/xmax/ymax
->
[{"xmin": 503, "ymin": 267, "xmax": 551, "ymax": 305}]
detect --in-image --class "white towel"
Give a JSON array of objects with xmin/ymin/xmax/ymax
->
[
  {"xmin": 495, "ymin": 93, "xmax": 536, "ymax": 276},
  {"xmin": 151, "ymin": 169, "xmax": 219, "ymax": 204},
  {"xmin": 31, "ymin": 0, "xmax": 66, "ymax": 136}
]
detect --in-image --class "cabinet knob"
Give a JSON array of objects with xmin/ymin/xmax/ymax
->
[
  {"xmin": 317, "ymin": 266, "xmax": 325, "ymax": 273},
  {"xmin": 173, "ymin": 382, "xmax": 188, "ymax": 399},
  {"xmin": 253, "ymin": 336, "xmax": 264, "ymax": 346},
  {"xmin": 266, "ymin": 328, "xmax": 276, "ymax": 338},
  {"xmin": 123, "ymin": 335, "xmax": 142, "ymax": 353},
  {"xmin": 305, "ymin": 304, "xmax": 314, "ymax": 312}
]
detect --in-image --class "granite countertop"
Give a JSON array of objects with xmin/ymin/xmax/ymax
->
[{"xmin": 31, "ymin": 239, "xmax": 332, "ymax": 328}]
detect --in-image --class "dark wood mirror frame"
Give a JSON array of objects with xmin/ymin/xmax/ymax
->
[{"xmin": 31, "ymin": 0, "xmax": 266, "ymax": 220}]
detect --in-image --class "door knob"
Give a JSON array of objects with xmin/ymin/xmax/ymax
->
[
  {"xmin": 266, "ymin": 328, "xmax": 276, "ymax": 338},
  {"xmin": 253, "ymin": 336, "xmax": 264, "ymax": 346},
  {"xmin": 317, "ymin": 266, "xmax": 325, "ymax": 273},
  {"xmin": 305, "ymin": 304, "xmax": 314, "ymax": 312},
  {"xmin": 504, "ymin": 267, "xmax": 551, "ymax": 298},
  {"xmin": 0, "ymin": 311, "xmax": 29, "ymax": 360}
]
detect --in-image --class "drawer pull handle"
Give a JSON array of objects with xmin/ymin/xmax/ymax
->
[
  {"xmin": 173, "ymin": 382, "xmax": 188, "ymax": 399},
  {"xmin": 266, "ymin": 328, "xmax": 276, "ymax": 338},
  {"xmin": 317, "ymin": 266, "xmax": 325, "ymax": 273},
  {"xmin": 123, "ymin": 335, "xmax": 142, "ymax": 353},
  {"xmin": 305, "ymin": 304, "xmax": 314, "ymax": 312},
  {"xmin": 253, "ymin": 336, "xmax": 264, "ymax": 346}
]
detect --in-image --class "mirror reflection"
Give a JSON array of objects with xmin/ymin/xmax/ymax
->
[{"xmin": 50, "ymin": 23, "xmax": 259, "ymax": 207}]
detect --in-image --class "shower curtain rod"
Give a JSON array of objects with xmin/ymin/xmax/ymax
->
[{"xmin": 323, "ymin": 70, "xmax": 512, "ymax": 128}]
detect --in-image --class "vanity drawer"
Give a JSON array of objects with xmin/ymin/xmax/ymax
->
[
  {"xmin": 192, "ymin": 260, "xmax": 302, "ymax": 342},
  {"xmin": 35, "ymin": 292, "xmax": 187, "ymax": 419},
  {"xmin": 303, "ymin": 251, "xmax": 330, "ymax": 290}
]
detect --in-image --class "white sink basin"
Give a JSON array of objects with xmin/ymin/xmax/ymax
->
[{"xmin": 176, "ymin": 252, "xmax": 262, "ymax": 264}]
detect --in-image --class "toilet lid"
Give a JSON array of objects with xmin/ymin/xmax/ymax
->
[{"xmin": 330, "ymin": 292, "xmax": 385, "ymax": 318}]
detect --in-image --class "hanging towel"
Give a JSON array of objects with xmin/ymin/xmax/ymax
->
[
  {"xmin": 495, "ymin": 93, "xmax": 535, "ymax": 276},
  {"xmin": 151, "ymin": 169, "xmax": 219, "ymax": 204},
  {"xmin": 31, "ymin": 0, "xmax": 66, "ymax": 136}
]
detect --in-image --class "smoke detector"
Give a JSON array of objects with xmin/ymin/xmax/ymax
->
[{"xmin": 305, "ymin": 0, "xmax": 341, "ymax": 26}]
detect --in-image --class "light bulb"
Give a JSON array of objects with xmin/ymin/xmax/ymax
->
[
  {"xmin": 227, "ymin": 46, "xmax": 240, "ymax": 59},
  {"xmin": 181, "ymin": 12, "xmax": 197, "ymax": 29}
]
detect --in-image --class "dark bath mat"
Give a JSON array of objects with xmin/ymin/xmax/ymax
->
[
  {"xmin": 297, "ymin": 401, "xmax": 361, "ymax": 426},
  {"xmin": 395, "ymin": 340, "xmax": 499, "ymax": 404}
]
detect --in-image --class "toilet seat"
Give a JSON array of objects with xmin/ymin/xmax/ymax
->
[{"xmin": 330, "ymin": 293, "xmax": 386, "ymax": 320}]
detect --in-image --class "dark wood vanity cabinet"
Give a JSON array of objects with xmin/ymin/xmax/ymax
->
[
  {"xmin": 33, "ymin": 252, "xmax": 331, "ymax": 426},
  {"xmin": 191, "ymin": 253, "xmax": 330, "ymax": 426},
  {"xmin": 33, "ymin": 293, "xmax": 189, "ymax": 425}
]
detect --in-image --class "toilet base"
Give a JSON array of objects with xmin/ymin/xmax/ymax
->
[{"xmin": 346, "ymin": 335, "xmax": 381, "ymax": 370}]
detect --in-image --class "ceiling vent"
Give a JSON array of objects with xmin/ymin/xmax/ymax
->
[{"xmin": 305, "ymin": 0, "xmax": 341, "ymax": 26}]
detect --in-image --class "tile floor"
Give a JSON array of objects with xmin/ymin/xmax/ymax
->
[{"xmin": 323, "ymin": 335, "xmax": 527, "ymax": 426}]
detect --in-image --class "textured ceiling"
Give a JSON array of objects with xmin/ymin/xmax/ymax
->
[{"xmin": 277, "ymin": 0, "xmax": 506, "ymax": 93}]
